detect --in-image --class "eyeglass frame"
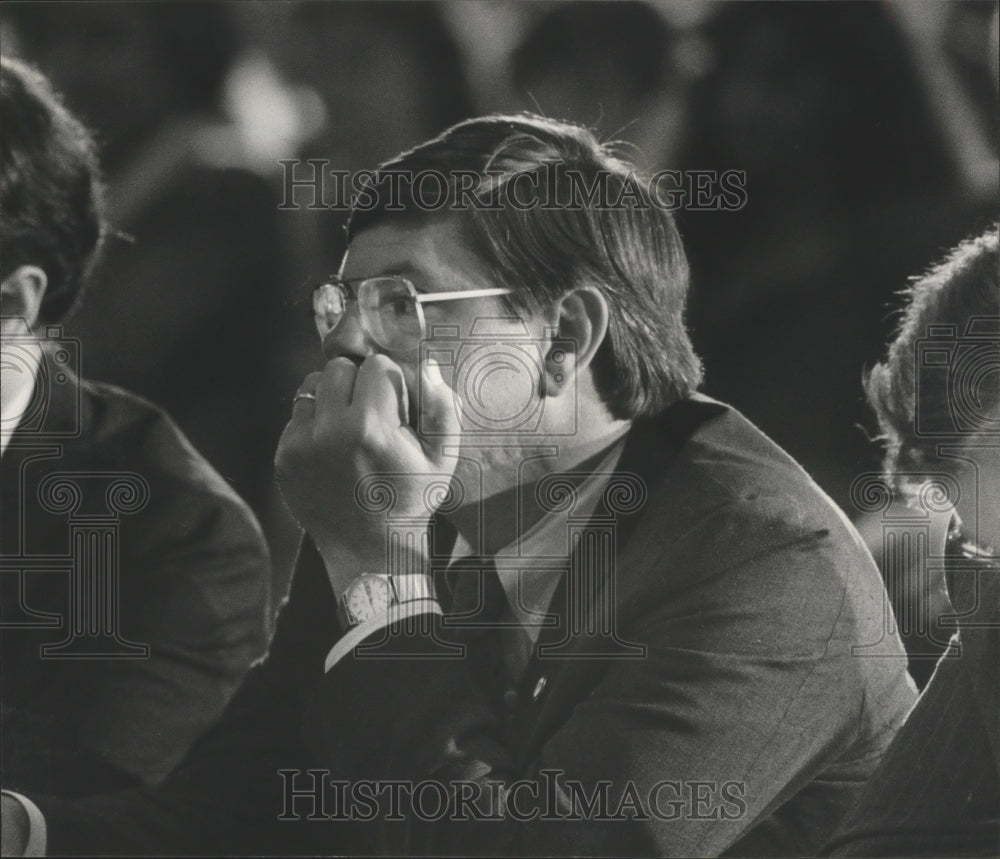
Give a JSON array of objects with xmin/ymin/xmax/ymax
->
[{"xmin": 311, "ymin": 274, "xmax": 513, "ymax": 350}]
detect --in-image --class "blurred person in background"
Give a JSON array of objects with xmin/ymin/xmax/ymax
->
[
  {"xmin": 282, "ymin": 0, "xmax": 475, "ymax": 181},
  {"xmin": 673, "ymin": 0, "xmax": 997, "ymax": 686},
  {"xmin": 0, "ymin": 55, "xmax": 268, "ymax": 815},
  {"xmin": 822, "ymin": 226, "xmax": 998, "ymax": 857},
  {"xmin": 509, "ymin": 0, "xmax": 694, "ymax": 174},
  {"xmin": 676, "ymin": 0, "xmax": 981, "ymax": 508},
  {"xmin": 2, "ymin": 1, "xmax": 287, "ymax": 555},
  {"xmin": 263, "ymin": 0, "xmax": 475, "ymax": 288}
]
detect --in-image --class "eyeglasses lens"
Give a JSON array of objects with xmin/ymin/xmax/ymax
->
[
  {"xmin": 313, "ymin": 277, "xmax": 424, "ymax": 349},
  {"xmin": 362, "ymin": 277, "xmax": 423, "ymax": 350},
  {"xmin": 312, "ymin": 282, "xmax": 348, "ymax": 338}
]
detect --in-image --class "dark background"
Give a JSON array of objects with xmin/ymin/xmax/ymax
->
[{"xmin": 2, "ymin": 0, "xmax": 997, "ymax": 683}]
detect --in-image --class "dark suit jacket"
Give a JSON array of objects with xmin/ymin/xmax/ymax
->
[
  {"xmin": 821, "ymin": 538, "xmax": 999, "ymax": 857},
  {"xmin": 32, "ymin": 396, "xmax": 916, "ymax": 856},
  {"xmin": 1, "ymin": 347, "xmax": 270, "ymax": 796}
]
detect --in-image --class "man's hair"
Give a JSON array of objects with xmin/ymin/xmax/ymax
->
[
  {"xmin": 0, "ymin": 57, "xmax": 104, "ymax": 322},
  {"xmin": 347, "ymin": 113, "xmax": 703, "ymax": 419},
  {"xmin": 866, "ymin": 225, "xmax": 999, "ymax": 497}
]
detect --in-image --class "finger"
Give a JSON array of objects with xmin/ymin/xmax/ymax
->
[
  {"xmin": 292, "ymin": 371, "xmax": 323, "ymax": 412},
  {"xmin": 315, "ymin": 356, "xmax": 359, "ymax": 407},
  {"xmin": 353, "ymin": 353, "xmax": 409, "ymax": 428},
  {"xmin": 296, "ymin": 371, "xmax": 323, "ymax": 398},
  {"xmin": 313, "ymin": 357, "xmax": 359, "ymax": 435},
  {"xmin": 416, "ymin": 357, "xmax": 462, "ymax": 450},
  {"xmin": 276, "ymin": 398, "xmax": 312, "ymax": 473}
]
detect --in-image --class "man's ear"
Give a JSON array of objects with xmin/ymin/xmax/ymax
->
[
  {"xmin": 1, "ymin": 266, "xmax": 49, "ymax": 334},
  {"xmin": 544, "ymin": 285, "xmax": 609, "ymax": 398}
]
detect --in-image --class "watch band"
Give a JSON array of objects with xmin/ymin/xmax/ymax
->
[{"xmin": 337, "ymin": 573, "xmax": 436, "ymax": 630}]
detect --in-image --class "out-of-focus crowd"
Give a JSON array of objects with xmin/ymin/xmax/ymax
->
[{"xmin": 2, "ymin": 0, "xmax": 996, "ymax": 685}]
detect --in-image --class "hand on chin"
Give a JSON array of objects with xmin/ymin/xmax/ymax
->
[{"xmin": 275, "ymin": 354, "xmax": 461, "ymax": 590}]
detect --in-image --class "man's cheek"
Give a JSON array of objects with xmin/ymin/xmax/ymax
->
[
  {"xmin": 407, "ymin": 353, "xmax": 457, "ymax": 398},
  {"xmin": 454, "ymin": 347, "xmax": 543, "ymax": 433}
]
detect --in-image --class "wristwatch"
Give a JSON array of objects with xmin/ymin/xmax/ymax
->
[{"xmin": 337, "ymin": 573, "xmax": 435, "ymax": 630}]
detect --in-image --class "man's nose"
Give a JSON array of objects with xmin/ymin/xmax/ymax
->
[{"xmin": 321, "ymin": 307, "xmax": 375, "ymax": 362}]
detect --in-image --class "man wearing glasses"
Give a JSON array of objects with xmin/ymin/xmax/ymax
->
[{"xmin": 6, "ymin": 115, "xmax": 916, "ymax": 857}]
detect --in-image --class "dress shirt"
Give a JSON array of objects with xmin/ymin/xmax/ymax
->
[
  {"xmin": 324, "ymin": 433, "xmax": 628, "ymax": 676},
  {"xmin": 1, "ymin": 791, "xmax": 46, "ymax": 855}
]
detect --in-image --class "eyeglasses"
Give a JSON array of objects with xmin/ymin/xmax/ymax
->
[{"xmin": 312, "ymin": 275, "xmax": 512, "ymax": 351}]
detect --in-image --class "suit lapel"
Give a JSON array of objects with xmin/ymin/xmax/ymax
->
[{"xmin": 511, "ymin": 396, "xmax": 727, "ymax": 762}]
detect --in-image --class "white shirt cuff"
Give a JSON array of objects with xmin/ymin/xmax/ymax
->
[
  {"xmin": 2, "ymin": 791, "xmax": 47, "ymax": 856},
  {"xmin": 324, "ymin": 599, "xmax": 441, "ymax": 672}
]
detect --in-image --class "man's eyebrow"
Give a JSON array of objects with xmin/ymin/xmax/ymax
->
[
  {"xmin": 364, "ymin": 261, "xmax": 439, "ymax": 293},
  {"xmin": 369, "ymin": 262, "xmax": 424, "ymax": 280}
]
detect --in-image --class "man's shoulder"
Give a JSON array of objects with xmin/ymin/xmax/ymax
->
[
  {"xmin": 79, "ymin": 378, "xmax": 199, "ymax": 464},
  {"xmin": 75, "ymin": 378, "xmax": 264, "ymax": 535},
  {"xmin": 625, "ymin": 395, "xmax": 878, "ymax": 592},
  {"xmin": 619, "ymin": 396, "xmax": 910, "ymax": 683},
  {"xmin": 639, "ymin": 395, "xmax": 848, "ymax": 527}
]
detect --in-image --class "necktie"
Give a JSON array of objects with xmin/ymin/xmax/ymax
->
[
  {"xmin": 444, "ymin": 555, "xmax": 510, "ymax": 705},
  {"xmin": 445, "ymin": 555, "xmax": 507, "ymax": 625}
]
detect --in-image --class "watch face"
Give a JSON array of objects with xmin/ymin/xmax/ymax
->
[{"xmin": 345, "ymin": 574, "xmax": 391, "ymax": 623}]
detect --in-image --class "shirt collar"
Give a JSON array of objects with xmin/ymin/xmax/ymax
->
[{"xmin": 449, "ymin": 432, "xmax": 629, "ymax": 638}]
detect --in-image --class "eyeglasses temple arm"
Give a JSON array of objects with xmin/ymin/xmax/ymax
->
[{"xmin": 415, "ymin": 288, "xmax": 513, "ymax": 304}]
